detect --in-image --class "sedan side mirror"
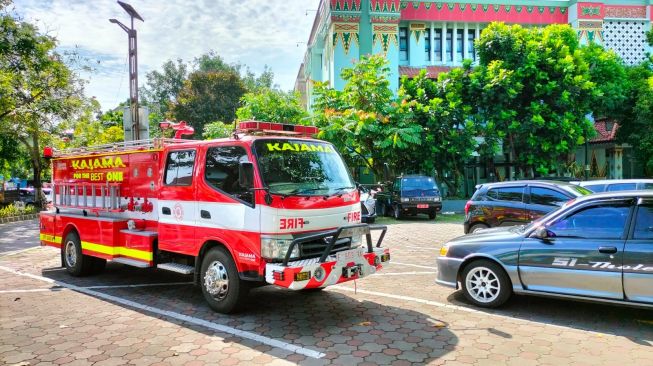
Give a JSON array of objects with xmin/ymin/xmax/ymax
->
[{"xmin": 530, "ymin": 226, "xmax": 550, "ymax": 240}]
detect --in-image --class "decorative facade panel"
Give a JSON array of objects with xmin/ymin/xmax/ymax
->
[{"xmin": 602, "ymin": 20, "xmax": 649, "ymax": 65}]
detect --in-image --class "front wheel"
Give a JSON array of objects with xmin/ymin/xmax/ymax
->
[
  {"xmin": 63, "ymin": 232, "xmax": 94, "ymax": 276},
  {"xmin": 393, "ymin": 205, "xmax": 402, "ymax": 220},
  {"xmin": 428, "ymin": 211, "xmax": 436, "ymax": 220},
  {"xmin": 461, "ymin": 260, "xmax": 512, "ymax": 308},
  {"xmin": 200, "ymin": 247, "xmax": 249, "ymax": 314}
]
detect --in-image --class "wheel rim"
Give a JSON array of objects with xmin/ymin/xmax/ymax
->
[
  {"xmin": 472, "ymin": 226, "xmax": 485, "ymax": 233},
  {"xmin": 204, "ymin": 260, "xmax": 229, "ymax": 301},
  {"xmin": 64, "ymin": 240, "xmax": 77, "ymax": 268},
  {"xmin": 465, "ymin": 266, "xmax": 501, "ymax": 303}
]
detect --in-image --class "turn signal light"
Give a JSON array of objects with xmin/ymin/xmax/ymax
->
[
  {"xmin": 439, "ymin": 246, "xmax": 449, "ymax": 257},
  {"xmin": 272, "ymin": 270, "xmax": 285, "ymax": 281},
  {"xmin": 294, "ymin": 271, "xmax": 311, "ymax": 281}
]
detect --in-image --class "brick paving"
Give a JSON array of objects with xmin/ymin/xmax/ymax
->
[{"xmin": 1, "ymin": 218, "xmax": 652, "ymax": 365}]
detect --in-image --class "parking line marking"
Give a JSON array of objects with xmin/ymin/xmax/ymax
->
[
  {"xmin": 374, "ymin": 271, "xmax": 437, "ymax": 276},
  {"xmin": 0, "ymin": 246, "xmax": 41, "ymax": 257},
  {"xmin": 0, "ymin": 265, "xmax": 326, "ymax": 359},
  {"xmin": 390, "ymin": 261, "xmax": 438, "ymax": 270},
  {"xmin": 330, "ymin": 285, "xmax": 614, "ymax": 337},
  {"xmin": 0, "ymin": 288, "xmax": 64, "ymax": 294},
  {"xmin": 84, "ymin": 282, "xmax": 193, "ymax": 289}
]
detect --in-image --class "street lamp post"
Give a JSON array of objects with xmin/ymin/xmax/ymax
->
[{"xmin": 110, "ymin": 1, "xmax": 144, "ymax": 141}]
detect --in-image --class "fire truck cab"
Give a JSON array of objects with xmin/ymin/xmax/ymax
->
[{"xmin": 40, "ymin": 122, "xmax": 390, "ymax": 313}]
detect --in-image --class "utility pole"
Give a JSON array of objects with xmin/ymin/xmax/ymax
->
[{"xmin": 110, "ymin": 1, "xmax": 144, "ymax": 141}]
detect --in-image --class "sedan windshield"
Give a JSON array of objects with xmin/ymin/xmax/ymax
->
[{"xmin": 253, "ymin": 139, "xmax": 354, "ymax": 196}]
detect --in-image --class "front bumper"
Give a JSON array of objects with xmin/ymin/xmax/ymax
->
[
  {"xmin": 265, "ymin": 224, "xmax": 390, "ymax": 290},
  {"xmin": 435, "ymin": 256, "xmax": 464, "ymax": 289}
]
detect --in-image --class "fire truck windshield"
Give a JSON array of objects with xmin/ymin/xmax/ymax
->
[{"xmin": 253, "ymin": 139, "xmax": 354, "ymax": 196}]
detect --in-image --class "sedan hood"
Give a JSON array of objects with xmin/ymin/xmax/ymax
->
[{"xmin": 448, "ymin": 226, "xmax": 524, "ymax": 245}]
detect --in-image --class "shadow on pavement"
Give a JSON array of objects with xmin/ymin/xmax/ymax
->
[
  {"xmin": 446, "ymin": 290, "xmax": 653, "ymax": 346},
  {"xmin": 40, "ymin": 263, "xmax": 459, "ymax": 364}
]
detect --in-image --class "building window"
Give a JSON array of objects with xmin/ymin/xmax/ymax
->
[
  {"xmin": 445, "ymin": 29, "xmax": 453, "ymax": 62},
  {"xmin": 434, "ymin": 28, "xmax": 442, "ymax": 62},
  {"xmin": 424, "ymin": 28, "xmax": 431, "ymax": 61},
  {"xmin": 399, "ymin": 27, "xmax": 408, "ymax": 61},
  {"xmin": 467, "ymin": 30, "xmax": 476, "ymax": 61},
  {"xmin": 456, "ymin": 29, "xmax": 464, "ymax": 61}
]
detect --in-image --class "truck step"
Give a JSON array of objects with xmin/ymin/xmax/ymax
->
[
  {"xmin": 113, "ymin": 257, "xmax": 151, "ymax": 268},
  {"xmin": 157, "ymin": 262, "xmax": 194, "ymax": 275}
]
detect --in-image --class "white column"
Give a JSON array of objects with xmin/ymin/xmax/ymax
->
[
  {"xmin": 430, "ymin": 22, "xmax": 435, "ymax": 65},
  {"xmin": 441, "ymin": 22, "xmax": 447, "ymax": 65},
  {"xmin": 463, "ymin": 22, "xmax": 469, "ymax": 61},
  {"xmin": 452, "ymin": 22, "xmax": 458, "ymax": 65}
]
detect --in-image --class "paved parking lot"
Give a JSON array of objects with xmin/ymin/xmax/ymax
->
[{"xmin": 1, "ymin": 218, "xmax": 652, "ymax": 366}]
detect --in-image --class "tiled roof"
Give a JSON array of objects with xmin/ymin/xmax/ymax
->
[
  {"xmin": 398, "ymin": 66, "xmax": 453, "ymax": 78},
  {"xmin": 590, "ymin": 119, "xmax": 619, "ymax": 143}
]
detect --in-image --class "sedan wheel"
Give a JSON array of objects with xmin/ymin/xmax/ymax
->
[{"xmin": 461, "ymin": 260, "xmax": 511, "ymax": 308}]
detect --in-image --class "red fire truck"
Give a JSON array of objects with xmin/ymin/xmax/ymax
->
[{"xmin": 40, "ymin": 122, "xmax": 391, "ymax": 313}]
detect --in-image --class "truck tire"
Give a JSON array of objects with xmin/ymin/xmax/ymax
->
[
  {"xmin": 469, "ymin": 223, "xmax": 489, "ymax": 234},
  {"xmin": 200, "ymin": 247, "xmax": 249, "ymax": 314},
  {"xmin": 461, "ymin": 259, "xmax": 512, "ymax": 308},
  {"xmin": 63, "ymin": 232, "xmax": 94, "ymax": 276},
  {"xmin": 393, "ymin": 205, "xmax": 402, "ymax": 220}
]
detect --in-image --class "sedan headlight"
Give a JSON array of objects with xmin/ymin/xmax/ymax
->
[{"xmin": 261, "ymin": 236, "xmax": 300, "ymax": 261}]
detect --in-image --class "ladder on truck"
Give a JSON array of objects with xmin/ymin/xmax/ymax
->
[
  {"xmin": 53, "ymin": 182, "xmax": 123, "ymax": 212},
  {"xmin": 52, "ymin": 138, "xmax": 191, "ymax": 158}
]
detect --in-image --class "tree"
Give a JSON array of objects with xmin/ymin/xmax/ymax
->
[
  {"xmin": 168, "ymin": 70, "xmax": 247, "ymax": 136},
  {"xmin": 617, "ymin": 30, "xmax": 653, "ymax": 175},
  {"xmin": 398, "ymin": 63, "xmax": 484, "ymax": 196},
  {"xmin": 57, "ymin": 98, "xmax": 123, "ymax": 148},
  {"xmin": 195, "ymin": 51, "xmax": 274, "ymax": 92},
  {"xmin": 236, "ymin": 89, "xmax": 307, "ymax": 124},
  {"xmin": 202, "ymin": 121, "xmax": 233, "ymax": 140},
  {"xmin": 313, "ymin": 55, "xmax": 421, "ymax": 178},
  {"xmin": 0, "ymin": 11, "xmax": 84, "ymax": 206},
  {"xmin": 474, "ymin": 23, "xmax": 597, "ymax": 176},
  {"xmin": 142, "ymin": 58, "xmax": 188, "ymax": 116},
  {"xmin": 581, "ymin": 43, "xmax": 629, "ymax": 120}
]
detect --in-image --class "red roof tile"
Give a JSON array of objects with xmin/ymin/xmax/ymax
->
[
  {"xmin": 590, "ymin": 119, "xmax": 619, "ymax": 143},
  {"xmin": 399, "ymin": 66, "xmax": 453, "ymax": 78}
]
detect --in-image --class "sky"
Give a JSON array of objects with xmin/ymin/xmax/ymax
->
[{"xmin": 12, "ymin": 0, "xmax": 321, "ymax": 111}]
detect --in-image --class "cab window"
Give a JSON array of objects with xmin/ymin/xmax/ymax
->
[
  {"xmin": 530, "ymin": 187, "xmax": 569, "ymax": 207},
  {"xmin": 164, "ymin": 150, "xmax": 196, "ymax": 186},
  {"xmin": 205, "ymin": 146, "xmax": 253, "ymax": 205},
  {"xmin": 547, "ymin": 203, "xmax": 631, "ymax": 239},
  {"xmin": 607, "ymin": 183, "xmax": 636, "ymax": 191},
  {"xmin": 633, "ymin": 205, "xmax": 653, "ymax": 240},
  {"xmin": 584, "ymin": 184, "xmax": 606, "ymax": 192},
  {"xmin": 488, "ymin": 187, "xmax": 524, "ymax": 202}
]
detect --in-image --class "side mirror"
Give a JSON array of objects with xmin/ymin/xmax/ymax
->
[
  {"xmin": 238, "ymin": 162, "xmax": 254, "ymax": 189},
  {"xmin": 530, "ymin": 226, "xmax": 550, "ymax": 240}
]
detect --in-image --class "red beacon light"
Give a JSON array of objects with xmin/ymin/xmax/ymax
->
[
  {"xmin": 43, "ymin": 146, "xmax": 54, "ymax": 158},
  {"xmin": 237, "ymin": 121, "xmax": 319, "ymax": 137}
]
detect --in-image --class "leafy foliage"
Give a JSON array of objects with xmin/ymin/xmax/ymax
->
[
  {"xmin": 474, "ymin": 23, "xmax": 597, "ymax": 176},
  {"xmin": 202, "ymin": 121, "xmax": 233, "ymax": 140},
  {"xmin": 236, "ymin": 90, "xmax": 308, "ymax": 124},
  {"xmin": 0, "ymin": 203, "xmax": 36, "ymax": 218},
  {"xmin": 313, "ymin": 55, "xmax": 422, "ymax": 178},
  {"xmin": 141, "ymin": 58, "xmax": 188, "ymax": 117}
]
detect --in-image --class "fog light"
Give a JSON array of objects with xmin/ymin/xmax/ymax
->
[
  {"xmin": 294, "ymin": 271, "xmax": 311, "ymax": 281},
  {"xmin": 272, "ymin": 270, "xmax": 285, "ymax": 281},
  {"xmin": 381, "ymin": 253, "xmax": 390, "ymax": 262},
  {"xmin": 313, "ymin": 267, "xmax": 325, "ymax": 281}
]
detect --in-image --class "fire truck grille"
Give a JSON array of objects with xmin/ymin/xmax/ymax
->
[{"xmin": 299, "ymin": 237, "xmax": 352, "ymax": 259}]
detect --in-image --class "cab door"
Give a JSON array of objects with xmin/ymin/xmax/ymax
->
[
  {"xmin": 158, "ymin": 149, "xmax": 198, "ymax": 254},
  {"xmin": 519, "ymin": 200, "xmax": 633, "ymax": 299},
  {"xmin": 623, "ymin": 199, "xmax": 653, "ymax": 303}
]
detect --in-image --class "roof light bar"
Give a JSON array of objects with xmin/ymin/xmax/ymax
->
[{"xmin": 237, "ymin": 121, "xmax": 319, "ymax": 136}]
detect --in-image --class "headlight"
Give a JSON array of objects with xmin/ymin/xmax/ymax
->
[
  {"xmin": 350, "ymin": 234, "xmax": 363, "ymax": 248},
  {"xmin": 401, "ymin": 198, "xmax": 409, "ymax": 202},
  {"xmin": 261, "ymin": 236, "xmax": 300, "ymax": 261},
  {"xmin": 435, "ymin": 197, "xmax": 441, "ymax": 202},
  {"xmin": 439, "ymin": 245, "xmax": 449, "ymax": 257}
]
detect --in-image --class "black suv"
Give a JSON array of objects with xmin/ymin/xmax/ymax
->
[
  {"xmin": 376, "ymin": 175, "xmax": 442, "ymax": 220},
  {"xmin": 464, "ymin": 180, "xmax": 592, "ymax": 234}
]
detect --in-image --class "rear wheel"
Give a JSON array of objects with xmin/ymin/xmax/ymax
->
[
  {"xmin": 469, "ymin": 223, "xmax": 489, "ymax": 233},
  {"xmin": 428, "ymin": 211, "xmax": 436, "ymax": 220},
  {"xmin": 63, "ymin": 232, "xmax": 94, "ymax": 276},
  {"xmin": 200, "ymin": 247, "xmax": 249, "ymax": 314},
  {"xmin": 461, "ymin": 260, "xmax": 511, "ymax": 308}
]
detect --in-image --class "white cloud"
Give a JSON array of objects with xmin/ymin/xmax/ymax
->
[{"xmin": 13, "ymin": 0, "xmax": 321, "ymax": 110}]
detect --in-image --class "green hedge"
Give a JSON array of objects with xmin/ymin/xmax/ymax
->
[{"xmin": 0, "ymin": 203, "xmax": 37, "ymax": 219}]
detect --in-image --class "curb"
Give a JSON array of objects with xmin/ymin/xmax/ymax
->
[{"xmin": 0, "ymin": 213, "xmax": 39, "ymax": 224}]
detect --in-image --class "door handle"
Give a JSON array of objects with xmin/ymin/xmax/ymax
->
[
  {"xmin": 162, "ymin": 207, "xmax": 171, "ymax": 215},
  {"xmin": 200, "ymin": 210, "xmax": 211, "ymax": 219},
  {"xmin": 598, "ymin": 246, "xmax": 618, "ymax": 254}
]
